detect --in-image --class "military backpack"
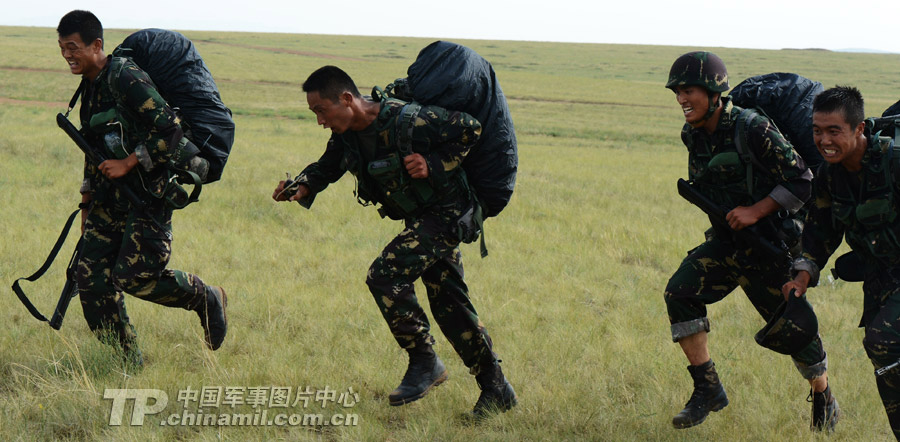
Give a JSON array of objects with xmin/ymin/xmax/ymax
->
[
  {"xmin": 382, "ymin": 41, "xmax": 518, "ymax": 219},
  {"xmin": 112, "ymin": 28, "xmax": 235, "ymax": 184},
  {"xmin": 729, "ymin": 72, "xmax": 825, "ymax": 173}
]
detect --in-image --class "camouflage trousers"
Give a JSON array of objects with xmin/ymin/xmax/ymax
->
[
  {"xmin": 76, "ymin": 201, "xmax": 209, "ymax": 356},
  {"xmin": 367, "ymin": 205, "xmax": 498, "ymax": 372},
  {"xmin": 861, "ymin": 273, "xmax": 900, "ymax": 440},
  {"xmin": 664, "ymin": 237, "xmax": 827, "ymax": 379}
]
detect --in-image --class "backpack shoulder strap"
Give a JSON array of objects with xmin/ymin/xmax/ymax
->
[
  {"xmin": 98, "ymin": 56, "xmax": 131, "ymax": 107},
  {"xmin": 734, "ymin": 107, "xmax": 778, "ymax": 186},
  {"xmin": 396, "ymin": 102, "xmax": 422, "ymax": 156},
  {"xmin": 734, "ymin": 108, "xmax": 772, "ymax": 172}
]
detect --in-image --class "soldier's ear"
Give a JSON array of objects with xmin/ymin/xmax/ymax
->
[
  {"xmin": 89, "ymin": 38, "xmax": 103, "ymax": 53},
  {"xmin": 855, "ymin": 121, "xmax": 866, "ymax": 137},
  {"xmin": 339, "ymin": 91, "xmax": 354, "ymax": 107}
]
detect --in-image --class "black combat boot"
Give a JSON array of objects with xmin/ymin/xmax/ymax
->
[
  {"xmin": 472, "ymin": 361, "xmax": 517, "ymax": 418},
  {"xmin": 388, "ymin": 346, "xmax": 449, "ymax": 406},
  {"xmin": 810, "ymin": 384, "xmax": 840, "ymax": 431},
  {"xmin": 672, "ymin": 360, "xmax": 729, "ymax": 429},
  {"xmin": 196, "ymin": 286, "xmax": 228, "ymax": 350}
]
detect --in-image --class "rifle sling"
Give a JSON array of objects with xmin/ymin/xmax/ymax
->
[
  {"xmin": 65, "ymin": 79, "xmax": 85, "ymax": 118},
  {"xmin": 11, "ymin": 208, "xmax": 82, "ymax": 324}
]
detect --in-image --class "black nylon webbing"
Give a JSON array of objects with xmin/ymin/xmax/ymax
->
[{"xmin": 11, "ymin": 208, "xmax": 81, "ymax": 323}]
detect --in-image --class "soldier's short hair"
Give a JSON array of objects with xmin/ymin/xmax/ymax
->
[
  {"xmin": 302, "ymin": 66, "xmax": 361, "ymax": 103},
  {"xmin": 814, "ymin": 86, "xmax": 865, "ymax": 129},
  {"xmin": 57, "ymin": 10, "xmax": 104, "ymax": 49}
]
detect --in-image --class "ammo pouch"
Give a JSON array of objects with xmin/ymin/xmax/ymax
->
[
  {"xmin": 367, "ymin": 97, "xmax": 437, "ymax": 219},
  {"xmin": 367, "ymin": 153, "xmax": 434, "ymax": 219},
  {"xmin": 838, "ymin": 193, "xmax": 900, "ymax": 260},
  {"xmin": 88, "ymin": 99, "xmax": 202, "ymax": 210},
  {"xmin": 830, "ymin": 138, "xmax": 900, "ymax": 260}
]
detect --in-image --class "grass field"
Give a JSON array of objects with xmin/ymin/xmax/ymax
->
[{"xmin": 1, "ymin": 25, "xmax": 899, "ymax": 440}]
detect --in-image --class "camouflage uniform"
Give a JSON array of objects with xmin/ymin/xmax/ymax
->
[
  {"xmin": 76, "ymin": 56, "xmax": 213, "ymax": 357},
  {"xmin": 793, "ymin": 129, "xmax": 900, "ymax": 437},
  {"xmin": 293, "ymin": 97, "xmax": 498, "ymax": 371},
  {"xmin": 665, "ymin": 97, "xmax": 828, "ymax": 379}
]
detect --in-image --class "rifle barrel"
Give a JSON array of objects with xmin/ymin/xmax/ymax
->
[{"xmin": 677, "ymin": 178, "xmax": 787, "ymax": 260}]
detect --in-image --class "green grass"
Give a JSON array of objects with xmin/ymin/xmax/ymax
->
[{"xmin": 1, "ymin": 25, "xmax": 898, "ymax": 440}]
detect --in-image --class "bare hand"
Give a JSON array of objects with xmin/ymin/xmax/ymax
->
[
  {"xmin": 725, "ymin": 205, "xmax": 763, "ymax": 231},
  {"xmin": 288, "ymin": 184, "xmax": 309, "ymax": 202},
  {"xmin": 272, "ymin": 180, "xmax": 309, "ymax": 202},
  {"xmin": 781, "ymin": 271, "xmax": 811, "ymax": 300},
  {"xmin": 272, "ymin": 180, "xmax": 290, "ymax": 201},
  {"xmin": 98, "ymin": 154, "xmax": 137, "ymax": 179},
  {"xmin": 403, "ymin": 153, "xmax": 429, "ymax": 179}
]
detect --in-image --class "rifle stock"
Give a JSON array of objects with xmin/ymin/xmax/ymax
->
[{"xmin": 676, "ymin": 178, "xmax": 788, "ymax": 260}]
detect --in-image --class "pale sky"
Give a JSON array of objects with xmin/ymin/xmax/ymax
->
[{"xmin": 4, "ymin": 0, "xmax": 898, "ymax": 53}]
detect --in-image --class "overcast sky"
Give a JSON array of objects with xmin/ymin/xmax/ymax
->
[{"xmin": 4, "ymin": 0, "xmax": 898, "ymax": 53}]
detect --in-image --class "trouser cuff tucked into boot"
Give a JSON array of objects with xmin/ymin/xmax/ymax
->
[
  {"xmin": 196, "ymin": 285, "xmax": 228, "ymax": 350},
  {"xmin": 671, "ymin": 317, "xmax": 710, "ymax": 342},
  {"xmin": 472, "ymin": 361, "xmax": 517, "ymax": 418},
  {"xmin": 389, "ymin": 346, "xmax": 448, "ymax": 406}
]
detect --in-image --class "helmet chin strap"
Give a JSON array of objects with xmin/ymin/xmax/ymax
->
[{"xmin": 689, "ymin": 92, "xmax": 721, "ymax": 128}]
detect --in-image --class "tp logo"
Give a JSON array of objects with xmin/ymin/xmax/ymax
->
[{"xmin": 104, "ymin": 389, "xmax": 168, "ymax": 425}]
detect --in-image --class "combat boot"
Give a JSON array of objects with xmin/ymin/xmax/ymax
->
[
  {"xmin": 124, "ymin": 347, "xmax": 144, "ymax": 370},
  {"xmin": 672, "ymin": 360, "xmax": 729, "ymax": 429},
  {"xmin": 196, "ymin": 286, "xmax": 228, "ymax": 350},
  {"xmin": 389, "ymin": 346, "xmax": 449, "ymax": 406},
  {"xmin": 472, "ymin": 361, "xmax": 517, "ymax": 418},
  {"xmin": 810, "ymin": 385, "xmax": 840, "ymax": 431}
]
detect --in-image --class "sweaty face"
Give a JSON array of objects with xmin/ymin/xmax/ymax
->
[
  {"xmin": 58, "ymin": 32, "xmax": 101, "ymax": 78},
  {"xmin": 307, "ymin": 91, "xmax": 353, "ymax": 134},
  {"xmin": 673, "ymin": 85, "xmax": 710, "ymax": 126},
  {"xmin": 812, "ymin": 111, "xmax": 865, "ymax": 169}
]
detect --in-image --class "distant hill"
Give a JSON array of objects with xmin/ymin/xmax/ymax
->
[
  {"xmin": 780, "ymin": 47, "xmax": 897, "ymax": 54},
  {"xmin": 837, "ymin": 48, "xmax": 897, "ymax": 54}
]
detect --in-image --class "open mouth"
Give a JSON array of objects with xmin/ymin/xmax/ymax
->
[
  {"xmin": 822, "ymin": 148, "xmax": 838, "ymax": 156},
  {"xmin": 682, "ymin": 106, "xmax": 693, "ymax": 116}
]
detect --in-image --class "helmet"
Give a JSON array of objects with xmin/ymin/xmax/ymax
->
[
  {"xmin": 754, "ymin": 291, "xmax": 819, "ymax": 355},
  {"xmin": 665, "ymin": 51, "xmax": 729, "ymax": 93}
]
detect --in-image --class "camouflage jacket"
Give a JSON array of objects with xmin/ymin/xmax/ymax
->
[
  {"xmin": 795, "ymin": 133, "xmax": 900, "ymax": 283},
  {"xmin": 294, "ymin": 97, "xmax": 481, "ymax": 220},
  {"xmin": 79, "ymin": 56, "xmax": 185, "ymax": 203},
  {"xmin": 682, "ymin": 97, "xmax": 812, "ymax": 212}
]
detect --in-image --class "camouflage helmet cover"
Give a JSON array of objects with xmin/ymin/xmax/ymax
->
[
  {"xmin": 754, "ymin": 291, "xmax": 819, "ymax": 355},
  {"xmin": 666, "ymin": 51, "xmax": 729, "ymax": 93}
]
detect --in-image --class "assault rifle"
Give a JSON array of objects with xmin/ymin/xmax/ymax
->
[
  {"xmin": 11, "ymin": 114, "xmax": 155, "ymax": 330},
  {"xmin": 677, "ymin": 178, "xmax": 789, "ymax": 261}
]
